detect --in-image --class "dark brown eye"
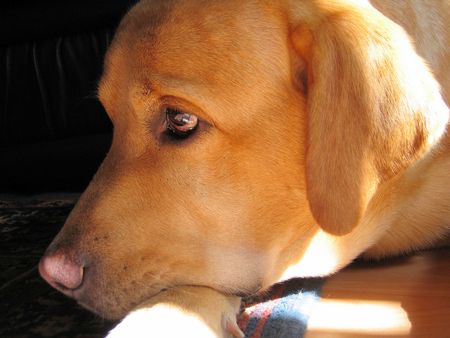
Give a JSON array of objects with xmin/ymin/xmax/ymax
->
[{"xmin": 165, "ymin": 108, "xmax": 198, "ymax": 137}]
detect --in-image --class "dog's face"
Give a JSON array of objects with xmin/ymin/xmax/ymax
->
[
  {"xmin": 42, "ymin": 0, "xmax": 312, "ymax": 318},
  {"xmin": 39, "ymin": 0, "xmax": 448, "ymax": 320}
]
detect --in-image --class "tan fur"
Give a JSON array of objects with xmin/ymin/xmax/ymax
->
[{"xmin": 40, "ymin": 0, "xmax": 450, "ymax": 336}]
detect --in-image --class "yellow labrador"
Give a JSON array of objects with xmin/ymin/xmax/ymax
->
[{"xmin": 39, "ymin": 0, "xmax": 450, "ymax": 336}]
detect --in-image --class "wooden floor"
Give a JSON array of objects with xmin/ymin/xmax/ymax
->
[{"xmin": 305, "ymin": 248, "xmax": 450, "ymax": 338}]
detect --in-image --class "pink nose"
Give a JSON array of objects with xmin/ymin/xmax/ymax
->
[{"xmin": 39, "ymin": 252, "xmax": 84, "ymax": 293}]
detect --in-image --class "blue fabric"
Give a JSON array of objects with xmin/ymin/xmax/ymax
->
[{"xmin": 239, "ymin": 278, "xmax": 325, "ymax": 338}]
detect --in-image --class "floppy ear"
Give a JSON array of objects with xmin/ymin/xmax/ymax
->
[{"xmin": 290, "ymin": 2, "xmax": 448, "ymax": 235}]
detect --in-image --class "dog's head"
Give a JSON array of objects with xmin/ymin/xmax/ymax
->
[{"xmin": 39, "ymin": 0, "xmax": 448, "ymax": 319}]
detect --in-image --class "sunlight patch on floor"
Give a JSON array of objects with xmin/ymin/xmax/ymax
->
[{"xmin": 307, "ymin": 298, "xmax": 411, "ymax": 336}]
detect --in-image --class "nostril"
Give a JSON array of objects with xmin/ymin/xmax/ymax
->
[{"xmin": 39, "ymin": 252, "xmax": 84, "ymax": 291}]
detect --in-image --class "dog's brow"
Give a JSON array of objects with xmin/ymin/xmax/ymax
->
[
  {"xmin": 141, "ymin": 79, "xmax": 156, "ymax": 92},
  {"xmin": 134, "ymin": 79, "xmax": 157, "ymax": 98},
  {"xmin": 138, "ymin": 72, "xmax": 211, "ymax": 100}
]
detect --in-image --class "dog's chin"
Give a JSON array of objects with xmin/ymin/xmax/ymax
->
[
  {"xmin": 78, "ymin": 299, "xmax": 130, "ymax": 320},
  {"xmin": 75, "ymin": 285, "xmax": 166, "ymax": 320},
  {"xmin": 79, "ymin": 285, "xmax": 261, "ymax": 321},
  {"xmin": 219, "ymin": 281, "xmax": 263, "ymax": 298}
]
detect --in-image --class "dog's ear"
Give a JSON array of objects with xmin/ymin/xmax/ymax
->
[{"xmin": 290, "ymin": 2, "xmax": 448, "ymax": 235}]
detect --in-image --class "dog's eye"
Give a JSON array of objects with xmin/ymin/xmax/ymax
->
[{"xmin": 165, "ymin": 108, "xmax": 198, "ymax": 137}]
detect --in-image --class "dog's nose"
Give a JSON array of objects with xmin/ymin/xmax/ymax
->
[{"xmin": 39, "ymin": 252, "xmax": 84, "ymax": 293}]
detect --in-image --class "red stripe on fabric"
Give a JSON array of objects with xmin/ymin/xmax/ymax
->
[{"xmin": 238, "ymin": 283, "xmax": 287, "ymax": 337}]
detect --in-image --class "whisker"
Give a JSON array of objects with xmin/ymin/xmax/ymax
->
[{"xmin": 71, "ymin": 90, "xmax": 102, "ymax": 112}]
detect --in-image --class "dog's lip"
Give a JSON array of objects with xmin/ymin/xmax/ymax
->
[{"xmin": 71, "ymin": 279, "xmax": 169, "ymax": 319}]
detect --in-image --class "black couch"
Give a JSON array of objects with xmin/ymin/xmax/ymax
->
[{"xmin": 0, "ymin": 0, "xmax": 138, "ymax": 194}]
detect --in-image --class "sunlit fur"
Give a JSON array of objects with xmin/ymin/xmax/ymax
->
[{"xmin": 41, "ymin": 0, "xmax": 450, "ymax": 330}]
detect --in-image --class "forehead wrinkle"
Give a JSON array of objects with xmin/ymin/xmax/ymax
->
[
  {"xmin": 135, "ymin": 72, "xmax": 208, "ymax": 102},
  {"xmin": 133, "ymin": 73, "xmax": 225, "ymax": 133}
]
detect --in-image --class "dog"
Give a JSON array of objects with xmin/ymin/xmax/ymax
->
[{"xmin": 39, "ymin": 0, "xmax": 450, "ymax": 336}]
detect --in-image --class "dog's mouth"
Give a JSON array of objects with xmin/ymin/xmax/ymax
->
[{"xmin": 41, "ymin": 256, "xmax": 263, "ymax": 320}]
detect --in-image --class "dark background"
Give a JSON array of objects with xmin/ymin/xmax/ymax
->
[{"xmin": 0, "ymin": 0, "xmax": 138, "ymax": 193}]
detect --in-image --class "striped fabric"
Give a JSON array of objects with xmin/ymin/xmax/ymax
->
[{"xmin": 238, "ymin": 278, "xmax": 324, "ymax": 338}]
